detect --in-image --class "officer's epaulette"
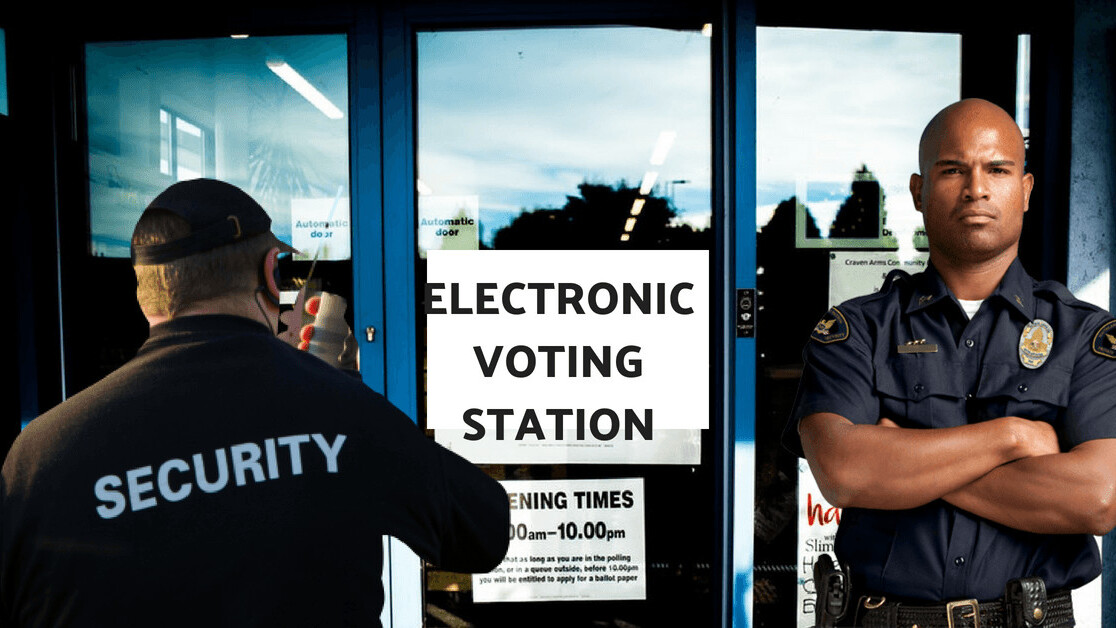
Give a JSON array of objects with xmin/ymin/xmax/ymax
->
[
  {"xmin": 1035, "ymin": 278, "xmax": 1103, "ymax": 311},
  {"xmin": 856, "ymin": 268, "xmax": 912, "ymax": 305},
  {"xmin": 881, "ymin": 268, "xmax": 912, "ymax": 290}
]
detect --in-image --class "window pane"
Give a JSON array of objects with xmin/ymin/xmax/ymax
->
[
  {"xmin": 159, "ymin": 109, "xmax": 171, "ymax": 175},
  {"xmin": 753, "ymin": 26, "xmax": 961, "ymax": 627},
  {"xmin": 417, "ymin": 26, "xmax": 712, "ymax": 253},
  {"xmin": 0, "ymin": 28, "xmax": 8, "ymax": 116},
  {"xmin": 85, "ymin": 35, "xmax": 350, "ymax": 260},
  {"xmin": 1016, "ymin": 34, "xmax": 1031, "ymax": 145},
  {"xmin": 174, "ymin": 115, "xmax": 206, "ymax": 180},
  {"xmin": 757, "ymin": 27, "xmax": 960, "ymax": 255},
  {"xmin": 416, "ymin": 24, "xmax": 716, "ymax": 627}
]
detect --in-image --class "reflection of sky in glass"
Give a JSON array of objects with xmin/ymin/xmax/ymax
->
[
  {"xmin": 0, "ymin": 29, "xmax": 8, "ymax": 116},
  {"xmin": 417, "ymin": 27, "xmax": 712, "ymax": 245},
  {"xmin": 757, "ymin": 27, "xmax": 961, "ymax": 251},
  {"xmin": 86, "ymin": 35, "xmax": 349, "ymax": 257}
]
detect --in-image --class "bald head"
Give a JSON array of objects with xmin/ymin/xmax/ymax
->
[
  {"xmin": 909, "ymin": 98, "xmax": 1034, "ymax": 280},
  {"xmin": 917, "ymin": 99, "xmax": 1026, "ymax": 175}
]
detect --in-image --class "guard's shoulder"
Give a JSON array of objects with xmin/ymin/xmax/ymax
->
[
  {"xmin": 842, "ymin": 268, "xmax": 912, "ymax": 310},
  {"xmin": 882, "ymin": 267, "xmax": 914, "ymax": 289},
  {"xmin": 809, "ymin": 270, "xmax": 910, "ymax": 345},
  {"xmin": 874, "ymin": 268, "xmax": 912, "ymax": 299},
  {"xmin": 1035, "ymin": 278, "xmax": 1105, "ymax": 312},
  {"xmin": 1033, "ymin": 280, "xmax": 1116, "ymax": 359}
]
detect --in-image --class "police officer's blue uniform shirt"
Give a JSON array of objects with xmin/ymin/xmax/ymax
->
[{"xmin": 785, "ymin": 257, "xmax": 1116, "ymax": 602}]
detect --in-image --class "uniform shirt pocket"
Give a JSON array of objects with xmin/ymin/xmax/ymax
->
[
  {"xmin": 974, "ymin": 362, "xmax": 1070, "ymax": 425},
  {"xmin": 875, "ymin": 357, "xmax": 966, "ymax": 428}
]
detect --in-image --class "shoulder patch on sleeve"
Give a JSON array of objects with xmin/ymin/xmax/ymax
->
[
  {"xmin": 811, "ymin": 307, "xmax": 850, "ymax": 344},
  {"xmin": 1093, "ymin": 319, "xmax": 1116, "ymax": 359}
]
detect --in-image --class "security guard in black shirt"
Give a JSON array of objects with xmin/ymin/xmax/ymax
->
[
  {"xmin": 787, "ymin": 99, "xmax": 1116, "ymax": 627},
  {"xmin": 0, "ymin": 179, "xmax": 510, "ymax": 626}
]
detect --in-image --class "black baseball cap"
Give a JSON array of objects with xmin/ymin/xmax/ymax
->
[{"xmin": 130, "ymin": 178, "xmax": 296, "ymax": 265}]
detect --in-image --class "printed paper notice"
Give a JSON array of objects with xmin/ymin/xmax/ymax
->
[
  {"xmin": 828, "ymin": 251, "xmax": 929, "ymax": 307},
  {"xmin": 796, "ymin": 459, "xmax": 841, "ymax": 627},
  {"xmin": 474, "ymin": 478, "xmax": 647, "ymax": 603}
]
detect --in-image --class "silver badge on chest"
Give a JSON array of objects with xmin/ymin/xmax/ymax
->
[{"xmin": 1019, "ymin": 319, "xmax": 1054, "ymax": 369}]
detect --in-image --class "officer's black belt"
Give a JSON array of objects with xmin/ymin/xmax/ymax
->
[{"xmin": 857, "ymin": 581, "xmax": 1073, "ymax": 628}]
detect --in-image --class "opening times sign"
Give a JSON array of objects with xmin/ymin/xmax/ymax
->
[
  {"xmin": 425, "ymin": 250, "xmax": 710, "ymax": 453},
  {"xmin": 474, "ymin": 478, "xmax": 647, "ymax": 602}
]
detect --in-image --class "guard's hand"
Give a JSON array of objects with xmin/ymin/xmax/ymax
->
[
  {"xmin": 288, "ymin": 291, "xmax": 356, "ymax": 370},
  {"xmin": 295, "ymin": 295, "xmax": 323, "ymax": 351}
]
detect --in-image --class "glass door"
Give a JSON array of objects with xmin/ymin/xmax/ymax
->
[
  {"xmin": 78, "ymin": 33, "xmax": 356, "ymax": 391},
  {"xmin": 400, "ymin": 19, "xmax": 722, "ymax": 627}
]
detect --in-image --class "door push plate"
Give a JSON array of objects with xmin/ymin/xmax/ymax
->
[{"xmin": 736, "ymin": 289, "xmax": 755, "ymax": 338}]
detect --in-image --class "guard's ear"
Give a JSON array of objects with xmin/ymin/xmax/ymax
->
[
  {"xmin": 909, "ymin": 173, "xmax": 924, "ymax": 213},
  {"xmin": 262, "ymin": 247, "xmax": 281, "ymax": 305},
  {"xmin": 1021, "ymin": 172, "xmax": 1034, "ymax": 214}
]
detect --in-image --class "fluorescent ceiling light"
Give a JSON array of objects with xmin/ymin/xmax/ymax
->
[
  {"xmin": 702, "ymin": 23, "xmax": 713, "ymax": 38},
  {"xmin": 267, "ymin": 59, "xmax": 344, "ymax": 120},
  {"xmin": 639, "ymin": 171, "xmax": 658, "ymax": 195},
  {"xmin": 649, "ymin": 131, "xmax": 676, "ymax": 165},
  {"xmin": 231, "ymin": 34, "xmax": 250, "ymax": 39},
  {"xmin": 620, "ymin": 233, "xmax": 630, "ymax": 242},
  {"xmin": 630, "ymin": 199, "xmax": 645, "ymax": 216},
  {"xmin": 624, "ymin": 217, "xmax": 637, "ymax": 233}
]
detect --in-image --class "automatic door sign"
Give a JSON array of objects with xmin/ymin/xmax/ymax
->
[
  {"xmin": 473, "ymin": 478, "xmax": 647, "ymax": 602},
  {"xmin": 418, "ymin": 195, "xmax": 479, "ymax": 258},
  {"xmin": 426, "ymin": 250, "xmax": 709, "ymax": 464}
]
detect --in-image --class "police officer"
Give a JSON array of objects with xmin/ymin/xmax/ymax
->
[
  {"xmin": 0, "ymin": 179, "xmax": 510, "ymax": 626},
  {"xmin": 787, "ymin": 99, "xmax": 1116, "ymax": 627}
]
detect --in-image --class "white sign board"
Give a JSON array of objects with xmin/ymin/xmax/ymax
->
[
  {"xmin": 435, "ymin": 427, "xmax": 700, "ymax": 465},
  {"xmin": 474, "ymin": 478, "xmax": 647, "ymax": 602},
  {"xmin": 426, "ymin": 250, "xmax": 709, "ymax": 448},
  {"xmin": 827, "ymin": 251, "xmax": 928, "ymax": 308},
  {"xmin": 796, "ymin": 459, "xmax": 841, "ymax": 627}
]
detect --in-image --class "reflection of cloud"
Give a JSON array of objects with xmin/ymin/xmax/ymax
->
[
  {"xmin": 417, "ymin": 27, "xmax": 713, "ymax": 218},
  {"xmin": 757, "ymin": 27, "xmax": 961, "ymax": 234}
]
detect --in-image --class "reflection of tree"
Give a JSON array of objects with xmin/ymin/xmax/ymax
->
[
  {"xmin": 752, "ymin": 194, "xmax": 830, "ymax": 608},
  {"xmin": 757, "ymin": 196, "xmax": 829, "ymax": 365},
  {"xmin": 752, "ymin": 163, "xmax": 895, "ymax": 618},
  {"xmin": 828, "ymin": 164, "xmax": 884, "ymax": 239},
  {"xmin": 248, "ymin": 137, "xmax": 314, "ymax": 210},
  {"xmin": 492, "ymin": 182, "xmax": 711, "ymax": 250}
]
